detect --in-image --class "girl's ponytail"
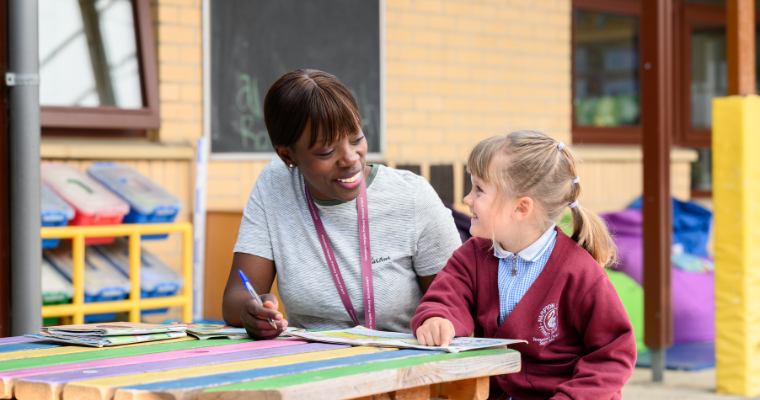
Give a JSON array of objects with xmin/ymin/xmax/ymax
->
[
  {"xmin": 570, "ymin": 204, "xmax": 617, "ymax": 267},
  {"xmin": 563, "ymin": 141, "xmax": 616, "ymax": 267}
]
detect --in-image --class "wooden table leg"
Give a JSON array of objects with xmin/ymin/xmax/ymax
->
[
  {"xmin": 391, "ymin": 385, "xmax": 430, "ymax": 400},
  {"xmin": 349, "ymin": 384, "xmax": 429, "ymax": 400},
  {"xmin": 431, "ymin": 377, "xmax": 489, "ymax": 400}
]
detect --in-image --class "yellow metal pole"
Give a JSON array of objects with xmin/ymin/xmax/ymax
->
[
  {"xmin": 714, "ymin": 95, "xmax": 760, "ymax": 396},
  {"xmin": 182, "ymin": 224, "xmax": 194, "ymax": 323},
  {"xmin": 128, "ymin": 232, "xmax": 142, "ymax": 323},
  {"xmin": 71, "ymin": 234, "xmax": 85, "ymax": 325},
  {"xmin": 42, "ymin": 223, "xmax": 193, "ymax": 238},
  {"xmin": 42, "ymin": 296, "xmax": 191, "ymax": 316}
]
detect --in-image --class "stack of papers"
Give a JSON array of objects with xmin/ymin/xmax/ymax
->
[
  {"xmin": 184, "ymin": 323, "xmax": 248, "ymax": 340},
  {"xmin": 285, "ymin": 326, "xmax": 526, "ymax": 353},
  {"xmin": 26, "ymin": 322, "xmax": 187, "ymax": 347}
]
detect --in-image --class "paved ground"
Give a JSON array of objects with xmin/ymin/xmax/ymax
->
[{"xmin": 623, "ymin": 368, "xmax": 760, "ymax": 399}]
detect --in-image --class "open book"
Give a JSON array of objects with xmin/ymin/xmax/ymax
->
[
  {"xmin": 184, "ymin": 324, "xmax": 302, "ymax": 340},
  {"xmin": 285, "ymin": 326, "xmax": 526, "ymax": 353},
  {"xmin": 184, "ymin": 323, "xmax": 248, "ymax": 340}
]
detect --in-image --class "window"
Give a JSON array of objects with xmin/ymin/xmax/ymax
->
[
  {"xmin": 39, "ymin": 0, "xmax": 159, "ymax": 133},
  {"xmin": 676, "ymin": 1, "xmax": 760, "ymax": 192},
  {"xmin": 575, "ymin": 11, "xmax": 640, "ymax": 128},
  {"xmin": 573, "ymin": 0, "xmax": 760, "ymax": 195},
  {"xmin": 572, "ymin": 0, "xmax": 641, "ymax": 144}
]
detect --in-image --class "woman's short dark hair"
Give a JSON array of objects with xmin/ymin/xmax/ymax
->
[{"xmin": 264, "ymin": 69, "xmax": 362, "ymax": 149}]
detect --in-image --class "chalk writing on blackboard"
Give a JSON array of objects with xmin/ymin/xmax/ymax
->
[
  {"xmin": 236, "ymin": 74, "xmax": 272, "ymax": 151},
  {"xmin": 351, "ymin": 83, "xmax": 380, "ymax": 143},
  {"xmin": 232, "ymin": 75, "xmax": 379, "ymax": 153}
]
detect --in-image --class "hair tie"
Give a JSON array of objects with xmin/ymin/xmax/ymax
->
[
  {"xmin": 572, "ymin": 176, "xmax": 580, "ymax": 184},
  {"xmin": 569, "ymin": 200, "xmax": 579, "ymax": 209},
  {"xmin": 557, "ymin": 142, "xmax": 565, "ymax": 150}
]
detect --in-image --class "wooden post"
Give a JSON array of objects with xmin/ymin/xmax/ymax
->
[
  {"xmin": 640, "ymin": 0, "xmax": 674, "ymax": 382},
  {"xmin": 727, "ymin": 0, "xmax": 756, "ymax": 95}
]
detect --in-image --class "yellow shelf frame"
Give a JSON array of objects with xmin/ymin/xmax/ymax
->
[{"xmin": 40, "ymin": 223, "xmax": 193, "ymax": 324}]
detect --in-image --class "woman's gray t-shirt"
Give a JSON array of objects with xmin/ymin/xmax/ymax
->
[{"xmin": 233, "ymin": 159, "xmax": 462, "ymax": 333}]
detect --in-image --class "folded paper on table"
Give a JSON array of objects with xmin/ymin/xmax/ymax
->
[
  {"xmin": 25, "ymin": 331, "xmax": 187, "ymax": 347},
  {"xmin": 42, "ymin": 322, "xmax": 187, "ymax": 337}
]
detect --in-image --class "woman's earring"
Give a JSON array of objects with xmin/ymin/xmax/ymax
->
[{"xmin": 289, "ymin": 164, "xmax": 294, "ymax": 168}]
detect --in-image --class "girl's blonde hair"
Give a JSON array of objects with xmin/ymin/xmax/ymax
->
[{"xmin": 467, "ymin": 130, "xmax": 616, "ymax": 266}]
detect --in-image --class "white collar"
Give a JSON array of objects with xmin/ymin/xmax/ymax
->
[{"xmin": 493, "ymin": 224, "xmax": 557, "ymax": 262}]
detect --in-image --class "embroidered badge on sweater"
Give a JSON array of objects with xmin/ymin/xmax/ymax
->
[{"xmin": 534, "ymin": 302, "xmax": 559, "ymax": 345}]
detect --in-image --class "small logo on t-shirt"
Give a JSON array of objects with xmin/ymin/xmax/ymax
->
[
  {"xmin": 534, "ymin": 303, "xmax": 559, "ymax": 346},
  {"xmin": 371, "ymin": 256, "xmax": 390, "ymax": 264}
]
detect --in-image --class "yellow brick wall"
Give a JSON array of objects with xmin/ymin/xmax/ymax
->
[
  {"xmin": 384, "ymin": 0, "xmax": 572, "ymax": 163},
  {"xmin": 576, "ymin": 155, "xmax": 694, "ymax": 214},
  {"xmin": 152, "ymin": 0, "xmax": 203, "ymax": 143},
  {"xmin": 204, "ymin": 0, "xmax": 574, "ymax": 212},
  {"xmin": 206, "ymin": 161, "xmax": 268, "ymax": 211}
]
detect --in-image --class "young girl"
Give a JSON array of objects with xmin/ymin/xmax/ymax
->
[{"xmin": 412, "ymin": 131, "xmax": 636, "ymax": 400}]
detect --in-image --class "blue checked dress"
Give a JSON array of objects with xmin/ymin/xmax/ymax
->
[{"xmin": 495, "ymin": 225, "xmax": 558, "ymax": 326}]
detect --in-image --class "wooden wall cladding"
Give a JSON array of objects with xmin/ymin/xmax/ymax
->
[
  {"xmin": 395, "ymin": 165, "xmax": 421, "ymax": 175},
  {"xmin": 394, "ymin": 164, "xmax": 458, "ymax": 206},
  {"xmin": 204, "ymin": 212, "xmax": 285, "ymax": 321},
  {"xmin": 464, "ymin": 167, "xmax": 472, "ymax": 199},
  {"xmin": 430, "ymin": 165, "xmax": 454, "ymax": 205}
]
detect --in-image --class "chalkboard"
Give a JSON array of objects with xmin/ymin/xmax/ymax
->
[{"xmin": 209, "ymin": 0, "xmax": 382, "ymax": 156}]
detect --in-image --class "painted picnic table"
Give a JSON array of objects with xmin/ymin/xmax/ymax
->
[{"xmin": 0, "ymin": 334, "xmax": 520, "ymax": 400}]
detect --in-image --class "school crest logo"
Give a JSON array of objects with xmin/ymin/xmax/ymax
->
[
  {"xmin": 539, "ymin": 303, "xmax": 559, "ymax": 336},
  {"xmin": 533, "ymin": 303, "xmax": 559, "ymax": 346}
]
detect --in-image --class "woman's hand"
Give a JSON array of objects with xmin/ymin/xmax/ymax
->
[
  {"xmin": 416, "ymin": 317, "xmax": 455, "ymax": 346},
  {"xmin": 240, "ymin": 293, "xmax": 288, "ymax": 340}
]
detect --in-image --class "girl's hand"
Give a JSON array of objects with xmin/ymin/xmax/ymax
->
[
  {"xmin": 416, "ymin": 317, "xmax": 455, "ymax": 346},
  {"xmin": 240, "ymin": 293, "xmax": 288, "ymax": 339}
]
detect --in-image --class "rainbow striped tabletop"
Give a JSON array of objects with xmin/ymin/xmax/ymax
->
[{"xmin": 0, "ymin": 334, "xmax": 520, "ymax": 400}]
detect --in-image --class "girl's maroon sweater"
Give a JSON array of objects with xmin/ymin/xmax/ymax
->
[{"xmin": 411, "ymin": 229, "xmax": 636, "ymax": 400}]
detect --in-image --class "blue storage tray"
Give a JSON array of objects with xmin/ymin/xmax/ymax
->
[
  {"xmin": 43, "ymin": 246, "xmax": 132, "ymax": 323},
  {"xmin": 140, "ymin": 290, "xmax": 180, "ymax": 315},
  {"xmin": 41, "ymin": 184, "xmax": 75, "ymax": 249},
  {"xmin": 83, "ymin": 292, "xmax": 128, "ymax": 322},
  {"xmin": 122, "ymin": 208, "xmax": 179, "ymax": 240},
  {"xmin": 42, "ymin": 220, "xmax": 69, "ymax": 249},
  {"xmin": 87, "ymin": 163, "xmax": 183, "ymax": 240},
  {"xmin": 91, "ymin": 239, "xmax": 184, "ymax": 315}
]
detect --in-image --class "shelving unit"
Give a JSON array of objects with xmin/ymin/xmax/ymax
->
[{"xmin": 40, "ymin": 223, "xmax": 193, "ymax": 324}]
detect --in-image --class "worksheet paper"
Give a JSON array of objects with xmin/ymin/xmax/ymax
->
[{"xmin": 285, "ymin": 326, "xmax": 526, "ymax": 353}]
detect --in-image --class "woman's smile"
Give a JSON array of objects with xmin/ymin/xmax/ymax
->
[{"xmin": 334, "ymin": 169, "xmax": 363, "ymax": 189}]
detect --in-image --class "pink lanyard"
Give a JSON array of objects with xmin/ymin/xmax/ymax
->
[{"xmin": 304, "ymin": 174, "xmax": 375, "ymax": 329}]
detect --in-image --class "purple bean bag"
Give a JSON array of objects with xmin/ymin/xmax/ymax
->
[{"xmin": 602, "ymin": 209, "xmax": 714, "ymax": 344}]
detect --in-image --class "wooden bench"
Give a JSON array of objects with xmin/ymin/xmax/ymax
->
[{"xmin": 0, "ymin": 335, "xmax": 520, "ymax": 400}]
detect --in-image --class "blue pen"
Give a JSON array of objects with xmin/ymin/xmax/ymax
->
[{"xmin": 238, "ymin": 270, "xmax": 278, "ymax": 330}]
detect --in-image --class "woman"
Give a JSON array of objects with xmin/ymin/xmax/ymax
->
[{"xmin": 222, "ymin": 69, "xmax": 462, "ymax": 339}]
